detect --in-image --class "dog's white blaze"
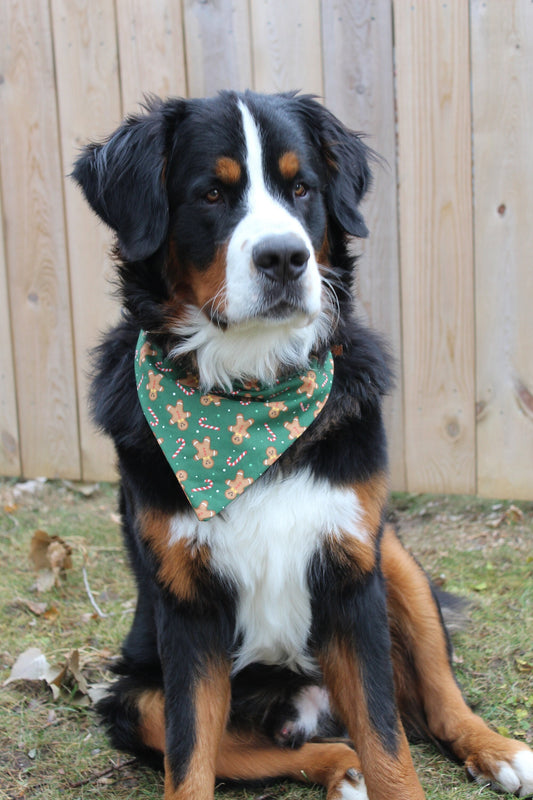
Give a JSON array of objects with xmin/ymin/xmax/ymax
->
[
  {"xmin": 224, "ymin": 101, "xmax": 322, "ymax": 325},
  {"xmin": 169, "ymin": 469, "xmax": 367, "ymax": 673}
]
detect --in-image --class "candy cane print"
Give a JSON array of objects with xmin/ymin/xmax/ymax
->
[
  {"xmin": 264, "ymin": 423, "xmax": 277, "ymax": 442},
  {"xmin": 147, "ymin": 407, "xmax": 159, "ymax": 427},
  {"xmin": 300, "ymin": 402, "xmax": 310, "ymax": 412},
  {"xmin": 155, "ymin": 360, "xmax": 174, "ymax": 373},
  {"xmin": 175, "ymin": 380, "xmax": 196, "ymax": 396},
  {"xmin": 171, "ymin": 439, "xmax": 186, "ymax": 459},
  {"xmin": 321, "ymin": 372, "xmax": 329, "ymax": 388},
  {"xmin": 198, "ymin": 417, "xmax": 221, "ymax": 431},
  {"xmin": 226, "ymin": 451, "xmax": 247, "ymax": 467},
  {"xmin": 191, "ymin": 479, "xmax": 214, "ymax": 493}
]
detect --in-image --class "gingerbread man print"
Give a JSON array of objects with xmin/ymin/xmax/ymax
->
[
  {"xmin": 166, "ymin": 400, "xmax": 191, "ymax": 431},
  {"xmin": 265, "ymin": 400, "xmax": 288, "ymax": 418},
  {"xmin": 196, "ymin": 500, "xmax": 216, "ymax": 521},
  {"xmin": 200, "ymin": 394, "xmax": 222, "ymax": 407},
  {"xmin": 297, "ymin": 370, "xmax": 318, "ymax": 399},
  {"xmin": 146, "ymin": 370, "xmax": 164, "ymax": 401},
  {"xmin": 314, "ymin": 398, "xmax": 328, "ymax": 418},
  {"xmin": 224, "ymin": 470, "xmax": 254, "ymax": 500},
  {"xmin": 229, "ymin": 414, "xmax": 254, "ymax": 445},
  {"xmin": 284, "ymin": 417, "xmax": 306, "ymax": 440},
  {"xmin": 139, "ymin": 341, "xmax": 157, "ymax": 365},
  {"xmin": 263, "ymin": 446, "xmax": 279, "ymax": 466},
  {"xmin": 192, "ymin": 437, "xmax": 218, "ymax": 468}
]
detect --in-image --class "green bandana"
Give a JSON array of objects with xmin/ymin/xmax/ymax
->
[{"xmin": 135, "ymin": 331, "xmax": 334, "ymax": 520}]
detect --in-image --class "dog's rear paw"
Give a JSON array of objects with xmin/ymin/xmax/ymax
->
[
  {"xmin": 466, "ymin": 745, "xmax": 533, "ymax": 797},
  {"xmin": 329, "ymin": 768, "xmax": 368, "ymax": 800}
]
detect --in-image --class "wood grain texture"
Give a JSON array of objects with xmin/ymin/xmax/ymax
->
[
  {"xmin": 250, "ymin": 0, "xmax": 323, "ymax": 94},
  {"xmin": 51, "ymin": 0, "xmax": 122, "ymax": 481},
  {"xmin": 322, "ymin": 0, "xmax": 405, "ymax": 489},
  {"xmin": 183, "ymin": 0, "xmax": 252, "ymax": 97},
  {"xmin": 0, "ymin": 0, "xmax": 81, "ymax": 478},
  {"xmin": 116, "ymin": 0, "xmax": 187, "ymax": 113},
  {"xmin": 0, "ymin": 190, "xmax": 21, "ymax": 475},
  {"xmin": 471, "ymin": 0, "xmax": 533, "ymax": 499},
  {"xmin": 394, "ymin": 0, "xmax": 475, "ymax": 493}
]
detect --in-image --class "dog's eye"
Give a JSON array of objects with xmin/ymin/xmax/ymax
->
[
  {"xmin": 205, "ymin": 188, "xmax": 222, "ymax": 203},
  {"xmin": 294, "ymin": 182, "xmax": 308, "ymax": 198}
]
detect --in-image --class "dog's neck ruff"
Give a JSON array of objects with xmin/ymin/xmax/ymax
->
[{"xmin": 135, "ymin": 331, "xmax": 334, "ymax": 520}]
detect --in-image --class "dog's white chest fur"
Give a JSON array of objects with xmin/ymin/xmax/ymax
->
[{"xmin": 169, "ymin": 469, "xmax": 366, "ymax": 673}]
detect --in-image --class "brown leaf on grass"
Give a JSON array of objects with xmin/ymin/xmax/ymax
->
[
  {"xmin": 4, "ymin": 647, "xmax": 94, "ymax": 702},
  {"xmin": 62, "ymin": 479, "xmax": 100, "ymax": 498},
  {"xmin": 13, "ymin": 597, "xmax": 48, "ymax": 616},
  {"xmin": 29, "ymin": 530, "xmax": 72, "ymax": 592},
  {"xmin": 506, "ymin": 504, "xmax": 524, "ymax": 523},
  {"xmin": 516, "ymin": 659, "xmax": 533, "ymax": 673}
]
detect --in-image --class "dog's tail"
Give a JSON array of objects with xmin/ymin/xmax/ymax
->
[{"xmin": 97, "ymin": 660, "xmax": 165, "ymax": 768}]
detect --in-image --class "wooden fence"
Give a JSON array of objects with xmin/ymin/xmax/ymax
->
[{"xmin": 0, "ymin": 0, "xmax": 532, "ymax": 498}]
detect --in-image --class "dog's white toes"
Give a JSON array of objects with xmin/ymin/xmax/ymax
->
[
  {"xmin": 336, "ymin": 773, "xmax": 368, "ymax": 800},
  {"xmin": 470, "ymin": 748, "xmax": 533, "ymax": 797},
  {"xmin": 512, "ymin": 749, "xmax": 533, "ymax": 797},
  {"xmin": 494, "ymin": 762, "xmax": 521, "ymax": 794}
]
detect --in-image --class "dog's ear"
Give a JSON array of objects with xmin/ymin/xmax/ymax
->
[
  {"xmin": 292, "ymin": 95, "xmax": 373, "ymax": 238},
  {"xmin": 72, "ymin": 99, "xmax": 179, "ymax": 261}
]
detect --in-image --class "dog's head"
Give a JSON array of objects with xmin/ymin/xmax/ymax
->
[{"xmin": 73, "ymin": 92, "xmax": 372, "ymax": 388}]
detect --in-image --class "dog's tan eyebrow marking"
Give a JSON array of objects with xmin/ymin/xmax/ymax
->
[
  {"xmin": 278, "ymin": 151, "xmax": 300, "ymax": 180},
  {"xmin": 215, "ymin": 156, "xmax": 242, "ymax": 184}
]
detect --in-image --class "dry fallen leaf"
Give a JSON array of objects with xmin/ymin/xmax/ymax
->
[
  {"xmin": 29, "ymin": 530, "xmax": 72, "ymax": 592},
  {"xmin": 13, "ymin": 597, "xmax": 48, "ymax": 616},
  {"xmin": 3, "ymin": 647, "xmax": 51, "ymax": 686},
  {"xmin": 62, "ymin": 480, "xmax": 100, "ymax": 498},
  {"xmin": 5, "ymin": 647, "xmax": 94, "ymax": 702}
]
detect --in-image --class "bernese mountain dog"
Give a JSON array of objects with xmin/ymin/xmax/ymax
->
[{"xmin": 73, "ymin": 91, "xmax": 533, "ymax": 800}]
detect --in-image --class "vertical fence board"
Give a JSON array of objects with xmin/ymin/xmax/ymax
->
[
  {"xmin": 0, "ymin": 0, "xmax": 81, "ymax": 479},
  {"xmin": 52, "ymin": 0, "xmax": 122, "ymax": 481},
  {"xmin": 183, "ymin": 0, "xmax": 252, "ymax": 97},
  {"xmin": 250, "ymin": 0, "xmax": 323, "ymax": 94},
  {"xmin": 394, "ymin": 0, "xmax": 475, "ymax": 494},
  {"xmin": 471, "ymin": 0, "xmax": 533, "ymax": 499},
  {"xmin": 322, "ymin": 0, "xmax": 405, "ymax": 489},
  {"xmin": 0, "ymin": 191, "xmax": 21, "ymax": 475},
  {"xmin": 116, "ymin": 0, "xmax": 187, "ymax": 113}
]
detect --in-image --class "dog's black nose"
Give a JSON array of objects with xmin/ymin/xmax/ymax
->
[{"xmin": 252, "ymin": 234, "xmax": 310, "ymax": 283}]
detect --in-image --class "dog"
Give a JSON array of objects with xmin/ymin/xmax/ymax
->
[{"xmin": 73, "ymin": 91, "xmax": 533, "ymax": 800}]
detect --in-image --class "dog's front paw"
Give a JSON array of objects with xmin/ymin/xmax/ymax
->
[{"xmin": 466, "ymin": 743, "xmax": 533, "ymax": 797}]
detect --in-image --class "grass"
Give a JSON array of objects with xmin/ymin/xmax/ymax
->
[{"xmin": 0, "ymin": 479, "xmax": 531, "ymax": 799}]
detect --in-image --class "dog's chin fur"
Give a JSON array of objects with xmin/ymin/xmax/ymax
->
[{"xmin": 167, "ymin": 301, "xmax": 333, "ymax": 392}]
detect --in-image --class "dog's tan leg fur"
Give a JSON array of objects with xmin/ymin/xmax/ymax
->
[
  {"xmin": 138, "ymin": 690, "xmax": 363, "ymax": 799},
  {"xmin": 320, "ymin": 639, "xmax": 425, "ymax": 800},
  {"xmin": 382, "ymin": 524, "xmax": 532, "ymax": 787},
  {"xmin": 159, "ymin": 661, "xmax": 230, "ymax": 800},
  {"xmin": 217, "ymin": 732, "xmax": 364, "ymax": 799}
]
